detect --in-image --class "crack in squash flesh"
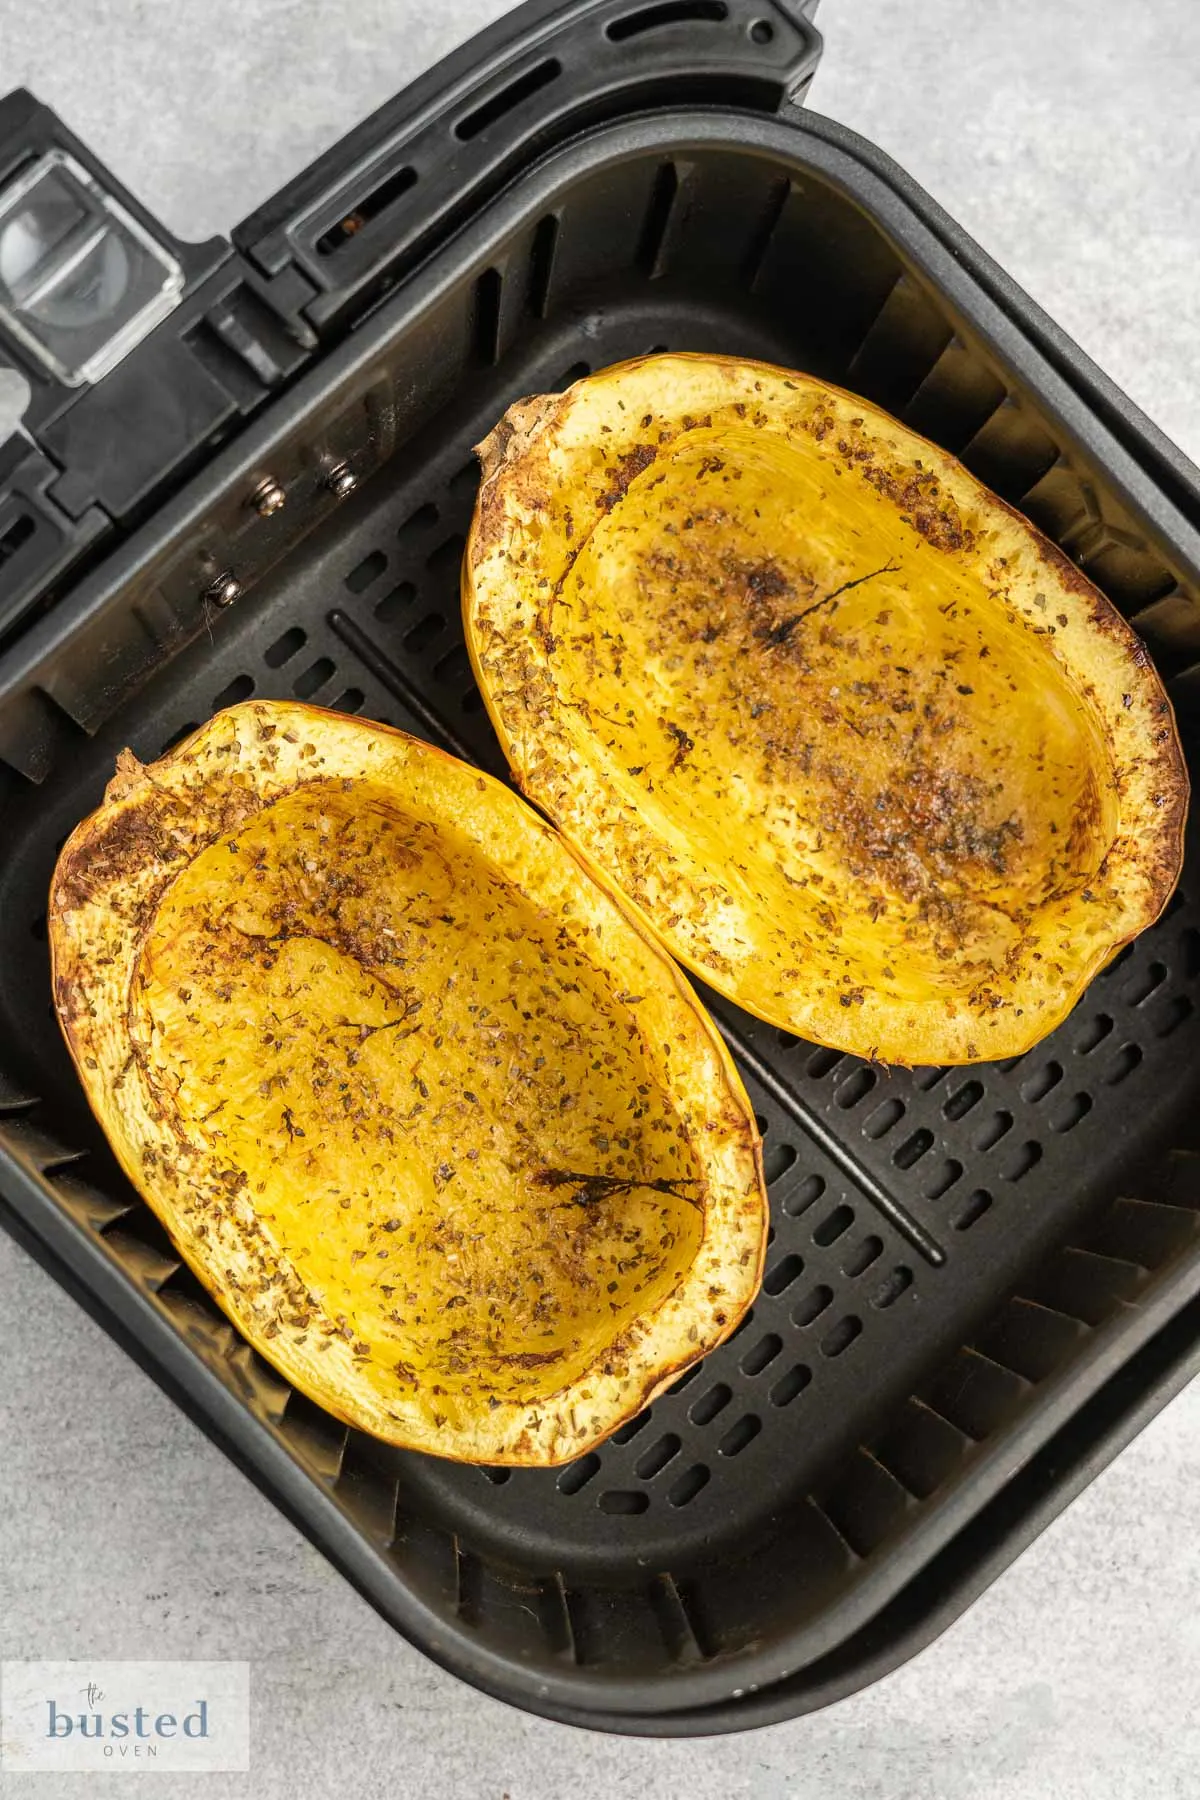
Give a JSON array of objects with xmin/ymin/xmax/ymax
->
[
  {"xmin": 464, "ymin": 355, "xmax": 1188, "ymax": 1064},
  {"xmin": 50, "ymin": 704, "xmax": 765, "ymax": 1463}
]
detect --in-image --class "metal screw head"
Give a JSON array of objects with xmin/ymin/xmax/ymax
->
[
  {"xmin": 204, "ymin": 571, "xmax": 241, "ymax": 608},
  {"xmin": 251, "ymin": 476, "xmax": 286, "ymax": 516},
  {"xmin": 326, "ymin": 461, "xmax": 357, "ymax": 500}
]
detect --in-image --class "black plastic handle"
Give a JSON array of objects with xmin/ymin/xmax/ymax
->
[{"xmin": 234, "ymin": 0, "xmax": 823, "ymax": 338}]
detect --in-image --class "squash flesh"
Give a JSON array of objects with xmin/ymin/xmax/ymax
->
[
  {"xmin": 464, "ymin": 356, "xmax": 1187, "ymax": 1063},
  {"xmin": 51, "ymin": 705, "xmax": 765, "ymax": 1463}
]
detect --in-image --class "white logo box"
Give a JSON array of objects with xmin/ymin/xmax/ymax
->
[{"xmin": 1, "ymin": 1662, "xmax": 250, "ymax": 1773}]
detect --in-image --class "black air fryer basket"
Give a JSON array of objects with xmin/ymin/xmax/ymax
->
[{"xmin": 3, "ymin": 0, "xmax": 1200, "ymax": 1735}]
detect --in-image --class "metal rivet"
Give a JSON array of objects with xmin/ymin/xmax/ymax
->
[
  {"xmin": 204, "ymin": 571, "xmax": 241, "ymax": 608},
  {"xmin": 326, "ymin": 461, "xmax": 357, "ymax": 499},
  {"xmin": 251, "ymin": 476, "xmax": 286, "ymax": 516}
]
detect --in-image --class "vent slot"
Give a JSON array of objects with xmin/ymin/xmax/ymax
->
[
  {"xmin": 315, "ymin": 164, "xmax": 418, "ymax": 256},
  {"xmin": 0, "ymin": 513, "xmax": 34, "ymax": 567},
  {"xmin": 455, "ymin": 59, "xmax": 561, "ymax": 141},
  {"xmin": 607, "ymin": 0, "xmax": 727, "ymax": 37}
]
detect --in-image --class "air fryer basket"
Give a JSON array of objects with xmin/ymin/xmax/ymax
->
[{"xmin": 3, "ymin": 6, "xmax": 1200, "ymax": 1735}]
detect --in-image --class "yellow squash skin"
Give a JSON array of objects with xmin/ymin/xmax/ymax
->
[
  {"xmin": 463, "ymin": 354, "xmax": 1188, "ymax": 1064},
  {"xmin": 49, "ymin": 703, "xmax": 765, "ymax": 1464}
]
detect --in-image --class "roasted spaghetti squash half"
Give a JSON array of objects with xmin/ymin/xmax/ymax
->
[
  {"xmin": 464, "ymin": 354, "xmax": 1187, "ymax": 1064},
  {"xmin": 50, "ymin": 703, "xmax": 765, "ymax": 1463}
]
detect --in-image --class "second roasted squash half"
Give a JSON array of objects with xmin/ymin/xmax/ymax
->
[
  {"xmin": 464, "ymin": 355, "xmax": 1187, "ymax": 1064},
  {"xmin": 49, "ymin": 704, "xmax": 765, "ymax": 1463}
]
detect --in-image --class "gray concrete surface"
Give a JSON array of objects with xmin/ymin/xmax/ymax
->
[{"xmin": 2, "ymin": 2, "xmax": 1200, "ymax": 1795}]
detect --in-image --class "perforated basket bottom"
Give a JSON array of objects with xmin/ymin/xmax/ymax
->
[{"xmin": 5, "ymin": 280, "xmax": 1200, "ymax": 1699}]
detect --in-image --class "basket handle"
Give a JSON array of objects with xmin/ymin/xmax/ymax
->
[{"xmin": 233, "ymin": 0, "xmax": 823, "ymax": 339}]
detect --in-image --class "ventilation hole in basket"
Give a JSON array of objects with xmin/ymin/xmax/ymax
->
[
  {"xmin": 719, "ymin": 1415, "xmax": 761, "ymax": 1457},
  {"xmin": 472, "ymin": 267, "xmax": 503, "ymax": 366},
  {"xmin": 1153, "ymin": 995, "xmax": 1194, "ymax": 1037},
  {"xmin": 29, "ymin": 913, "xmax": 46, "ymax": 942},
  {"xmin": 950, "ymin": 1188, "xmax": 992, "ymax": 1231},
  {"xmin": 527, "ymin": 213, "xmax": 559, "ymax": 318},
  {"xmin": 1181, "ymin": 928, "xmax": 1200, "ymax": 979},
  {"xmin": 1002, "ymin": 1140, "xmax": 1043, "ymax": 1182},
  {"xmin": 553, "ymin": 360, "xmax": 590, "ymax": 389},
  {"xmin": 597, "ymin": 1488, "xmax": 649, "ymax": 1515},
  {"xmin": 689, "ymin": 1382, "xmax": 732, "ymax": 1425},
  {"xmin": 1077, "ymin": 1012, "xmax": 1115, "ymax": 1054},
  {"xmin": 479, "ymin": 1466, "xmax": 511, "ymax": 1486},
  {"xmin": 213, "ymin": 673, "xmax": 254, "ymax": 709},
  {"xmin": 1124, "ymin": 960, "xmax": 1169, "ymax": 1006},
  {"xmin": 293, "ymin": 657, "xmax": 335, "ymax": 699},
  {"xmin": 740, "ymin": 1332, "xmax": 782, "ymax": 1376},
  {"xmin": 912, "ymin": 1066, "xmax": 948, "ymax": 1091},
  {"xmin": 995, "ymin": 1053, "xmax": 1026, "ymax": 1075},
  {"xmin": 161, "ymin": 721, "xmax": 200, "ymax": 751},
  {"xmin": 637, "ymin": 160, "xmax": 680, "ymax": 278},
  {"xmin": 264, "ymin": 626, "xmax": 306, "ymax": 667},
  {"xmin": 766, "ymin": 1223, "xmax": 776, "ymax": 1247},
  {"xmin": 792, "ymin": 1284, "xmax": 834, "ymax": 1327},
  {"xmin": 461, "ymin": 685, "xmax": 483, "ymax": 714},
  {"xmin": 664, "ymin": 1361, "xmax": 703, "ymax": 1394},
  {"xmin": 924, "ymin": 1159, "xmax": 963, "ymax": 1200},
  {"xmin": 762, "ymin": 1140, "xmax": 798, "ymax": 1185},
  {"xmin": 608, "ymin": 0, "xmax": 727, "ymax": 40},
  {"xmin": 455, "ymin": 58, "xmax": 562, "ymax": 141},
  {"xmin": 749, "ymin": 15, "xmax": 774, "ymax": 40},
  {"xmin": 1020, "ymin": 1062, "xmax": 1062, "ymax": 1103},
  {"xmin": 1097, "ymin": 942, "xmax": 1135, "ymax": 983},
  {"xmin": 893, "ymin": 1128, "xmax": 933, "ymax": 1170},
  {"xmin": 634, "ymin": 1433, "xmax": 681, "ymax": 1479},
  {"xmin": 975, "ymin": 1111, "xmax": 1013, "ymax": 1152},
  {"xmin": 398, "ymin": 502, "xmax": 438, "ymax": 540},
  {"xmin": 820, "ymin": 1315, "xmax": 862, "ymax": 1358},
  {"xmin": 781, "ymin": 1172, "xmax": 825, "ymax": 1217},
  {"xmin": 556, "ymin": 1454, "xmax": 601, "ymax": 1495},
  {"xmin": 610, "ymin": 1412, "xmax": 652, "ymax": 1446},
  {"xmin": 330, "ymin": 687, "xmax": 365, "ymax": 714},
  {"xmin": 432, "ymin": 644, "xmax": 473, "ymax": 686},
  {"xmin": 315, "ymin": 164, "xmax": 417, "ymax": 255},
  {"xmin": 374, "ymin": 581, "xmax": 417, "ymax": 624},
  {"xmin": 836, "ymin": 1067, "xmax": 876, "ymax": 1108},
  {"xmin": 404, "ymin": 612, "xmax": 447, "ymax": 653},
  {"xmin": 1048, "ymin": 1092, "xmax": 1093, "ymax": 1132},
  {"xmin": 943, "ymin": 1079, "xmax": 983, "ymax": 1121},
  {"xmin": 667, "ymin": 1464, "xmax": 711, "ymax": 1507},
  {"xmin": 775, "ymin": 1027, "xmax": 799, "ymax": 1050},
  {"xmin": 843, "ymin": 1234, "xmax": 883, "ymax": 1277},
  {"xmin": 345, "ymin": 549, "xmax": 387, "ymax": 593},
  {"xmin": 762, "ymin": 1252, "xmax": 804, "ymax": 1296},
  {"xmin": 1104, "ymin": 1044, "xmax": 1143, "ymax": 1085},
  {"xmin": 806, "ymin": 1047, "xmax": 843, "ymax": 1079},
  {"xmin": 812, "ymin": 1204, "xmax": 854, "ymax": 1247},
  {"xmin": 871, "ymin": 1266, "xmax": 913, "ymax": 1309},
  {"xmin": 863, "ymin": 1098, "xmax": 905, "ymax": 1139},
  {"xmin": 770, "ymin": 1364, "xmax": 811, "ymax": 1406},
  {"xmin": 449, "ymin": 460, "xmax": 480, "ymax": 503},
  {"xmin": 426, "ymin": 535, "xmax": 466, "ymax": 584}
]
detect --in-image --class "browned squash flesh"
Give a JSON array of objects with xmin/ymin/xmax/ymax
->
[
  {"xmin": 464, "ymin": 355, "xmax": 1188, "ymax": 1064},
  {"xmin": 49, "ymin": 704, "xmax": 765, "ymax": 1463}
]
